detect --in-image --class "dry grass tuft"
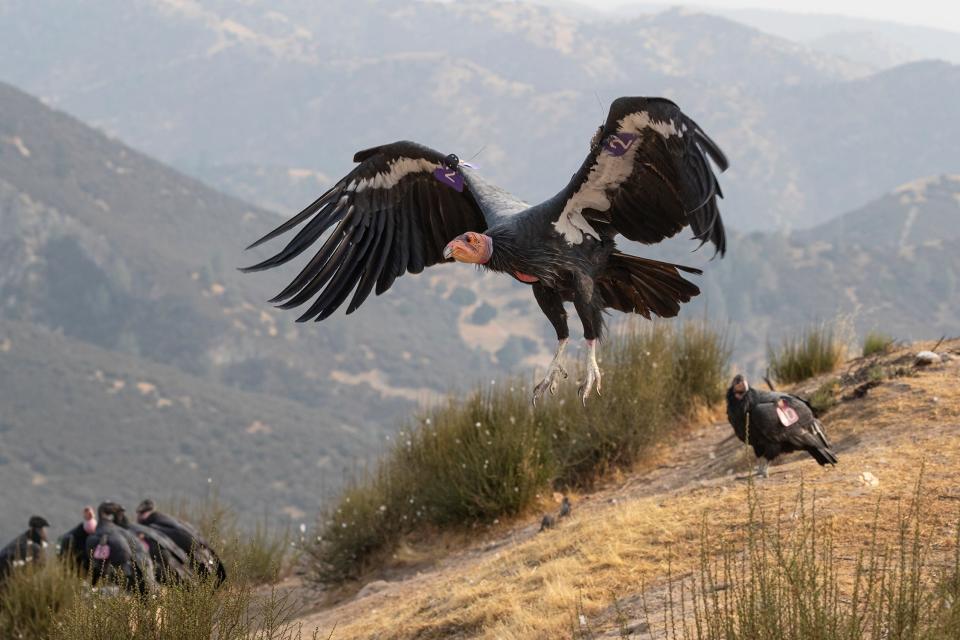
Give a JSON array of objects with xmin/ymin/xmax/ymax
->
[
  {"xmin": 655, "ymin": 477, "xmax": 960, "ymax": 640},
  {"xmin": 862, "ymin": 331, "xmax": 896, "ymax": 357},
  {"xmin": 50, "ymin": 572, "xmax": 324, "ymax": 640},
  {"xmin": 171, "ymin": 490, "xmax": 295, "ymax": 584},
  {"xmin": 310, "ymin": 320, "xmax": 731, "ymax": 582},
  {"xmin": 769, "ymin": 323, "xmax": 846, "ymax": 384},
  {"xmin": 0, "ymin": 559, "xmax": 82, "ymax": 639}
]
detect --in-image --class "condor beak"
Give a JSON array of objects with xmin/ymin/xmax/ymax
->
[{"xmin": 443, "ymin": 244, "xmax": 455, "ymax": 260}]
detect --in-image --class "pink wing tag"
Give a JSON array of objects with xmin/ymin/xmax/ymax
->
[
  {"xmin": 776, "ymin": 399, "xmax": 799, "ymax": 427},
  {"xmin": 93, "ymin": 544, "xmax": 111, "ymax": 561}
]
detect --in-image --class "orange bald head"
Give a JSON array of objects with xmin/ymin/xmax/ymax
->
[{"xmin": 443, "ymin": 232, "xmax": 493, "ymax": 265}]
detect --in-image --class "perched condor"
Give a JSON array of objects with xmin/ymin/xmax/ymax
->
[
  {"xmin": 136, "ymin": 500, "xmax": 226, "ymax": 586},
  {"xmin": 106, "ymin": 502, "xmax": 193, "ymax": 585},
  {"xmin": 85, "ymin": 502, "xmax": 155, "ymax": 594},
  {"xmin": 0, "ymin": 516, "xmax": 49, "ymax": 583},
  {"xmin": 58, "ymin": 506, "xmax": 97, "ymax": 572},
  {"xmin": 243, "ymin": 97, "xmax": 728, "ymax": 404},
  {"xmin": 726, "ymin": 374, "xmax": 838, "ymax": 477}
]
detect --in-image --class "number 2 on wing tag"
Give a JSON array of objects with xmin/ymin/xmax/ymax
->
[
  {"xmin": 433, "ymin": 167, "xmax": 464, "ymax": 192},
  {"xmin": 604, "ymin": 133, "xmax": 637, "ymax": 157}
]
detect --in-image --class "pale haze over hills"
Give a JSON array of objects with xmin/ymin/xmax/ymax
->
[
  {"xmin": 0, "ymin": 0, "xmax": 958, "ymax": 540},
  {"xmin": 3, "ymin": 1, "xmax": 959, "ymax": 229}
]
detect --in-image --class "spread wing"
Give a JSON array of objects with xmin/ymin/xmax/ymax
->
[
  {"xmin": 553, "ymin": 97, "xmax": 728, "ymax": 254},
  {"xmin": 242, "ymin": 141, "xmax": 489, "ymax": 321}
]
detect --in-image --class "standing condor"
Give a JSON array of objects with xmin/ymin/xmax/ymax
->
[
  {"xmin": 726, "ymin": 374, "xmax": 838, "ymax": 477},
  {"xmin": 58, "ymin": 505, "xmax": 97, "ymax": 572},
  {"xmin": 243, "ymin": 97, "xmax": 728, "ymax": 405}
]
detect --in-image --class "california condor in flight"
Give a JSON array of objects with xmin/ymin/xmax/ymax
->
[{"xmin": 243, "ymin": 97, "xmax": 728, "ymax": 405}]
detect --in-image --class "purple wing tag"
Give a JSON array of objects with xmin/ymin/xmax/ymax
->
[
  {"xmin": 433, "ymin": 167, "xmax": 464, "ymax": 192},
  {"xmin": 603, "ymin": 132, "xmax": 637, "ymax": 157},
  {"xmin": 93, "ymin": 544, "xmax": 111, "ymax": 561}
]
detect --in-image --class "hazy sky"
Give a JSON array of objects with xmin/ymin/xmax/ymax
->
[{"xmin": 579, "ymin": 0, "xmax": 960, "ymax": 34}]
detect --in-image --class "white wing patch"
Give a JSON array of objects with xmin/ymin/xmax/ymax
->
[
  {"xmin": 623, "ymin": 111, "xmax": 679, "ymax": 140},
  {"xmin": 554, "ymin": 111, "xmax": 679, "ymax": 245},
  {"xmin": 354, "ymin": 157, "xmax": 437, "ymax": 192}
]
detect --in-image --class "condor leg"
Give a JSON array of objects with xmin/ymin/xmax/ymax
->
[
  {"xmin": 573, "ymin": 278, "xmax": 604, "ymax": 406},
  {"xmin": 532, "ymin": 284, "xmax": 569, "ymax": 406}
]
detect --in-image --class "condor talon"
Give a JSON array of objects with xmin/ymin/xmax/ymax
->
[
  {"xmin": 533, "ymin": 339, "xmax": 569, "ymax": 405},
  {"xmin": 578, "ymin": 339, "xmax": 602, "ymax": 406}
]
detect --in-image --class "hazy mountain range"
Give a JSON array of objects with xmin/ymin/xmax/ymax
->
[
  {"xmin": 720, "ymin": 8, "xmax": 960, "ymax": 67},
  {"xmin": 0, "ymin": 80, "xmax": 499, "ymax": 539},
  {"xmin": 582, "ymin": 4, "xmax": 960, "ymax": 67},
  {"xmin": 2, "ymin": 0, "xmax": 959, "ymax": 231},
  {"xmin": 1, "ymin": 1, "xmax": 958, "ymax": 539}
]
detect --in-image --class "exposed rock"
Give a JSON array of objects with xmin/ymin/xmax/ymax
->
[
  {"xmin": 355, "ymin": 580, "xmax": 390, "ymax": 600},
  {"xmin": 915, "ymin": 351, "xmax": 941, "ymax": 366},
  {"xmin": 859, "ymin": 471, "xmax": 879, "ymax": 487}
]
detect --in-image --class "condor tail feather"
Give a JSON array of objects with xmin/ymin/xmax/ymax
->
[{"xmin": 598, "ymin": 252, "xmax": 701, "ymax": 320}]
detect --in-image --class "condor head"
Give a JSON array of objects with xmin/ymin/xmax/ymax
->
[{"xmin": 443, "ymin": 231, "xmax": 492, "ymax": 265}]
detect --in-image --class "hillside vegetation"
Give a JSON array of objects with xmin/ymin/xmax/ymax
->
[
  {"xmin": 312, "ymin": 321, "xmax": 729, "ymax": 582},
  {"xmin": 0, "ymin": 318, "xmax": 380, "ymax": 541},
  {"xmin": 296, "ymin": 339, "xmax": 960, "ymax": 639}
]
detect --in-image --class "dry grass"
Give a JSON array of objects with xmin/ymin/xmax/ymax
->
[
  {"xmin": 299, "ymin": 340, "xmax": 960, "ymax": 639},
  {"xmin": 862, "ymin": 331, "xmax": 896, "ymax": 357},
  {"xmin": 651, "ymin": 475, "xmax": 960, "ymax": 640},
  {"xmin": 769, "ymin": 324, "xmax": 847, "ymax": 384},
  {"xmin": 50, "ymin": 574, "xmax": 325, "ymax": 640},
  {"xmin": 311, "ymin": 320, "xmax": 730, "ymax": 582},
  {"xmin": 0, "ymin": 559, "xmax": 82, "ymax": 639},
  {"xmin": 170, "ymin": 491, "xmax": 295, "ymax": 584}
]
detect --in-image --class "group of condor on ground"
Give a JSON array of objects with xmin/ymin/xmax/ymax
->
[{"xmin": 0, "ymin": 499, "xmax": 226, "ymax": 593}]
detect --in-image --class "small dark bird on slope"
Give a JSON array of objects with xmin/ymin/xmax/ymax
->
[
  {"xmin": 242, "ymin": 97, "xmax": 728, "ymax": 405},
  {"xmin": 726, "ymin": 374, "xmax": 838, "ymax": 477},
  {"xmin": 539, "ymin": 515, "xmax": 556, "ymax": 532},
  {"xmin": 558, "ymin": 496, "xmax": 572, "ymax": 518}
]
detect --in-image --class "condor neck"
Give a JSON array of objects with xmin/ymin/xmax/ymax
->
[
  {"xmin": 460, "ymin": 166, "xmax": 528, "ymax": 222},
  {"xmin": 484, "ymin": 228, "xmax": 523, "ymax": 273}
]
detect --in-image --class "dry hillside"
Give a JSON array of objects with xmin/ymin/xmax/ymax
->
[{"xmin": 291, "ymin": 339, "xmax": 960, "ymax": 639}]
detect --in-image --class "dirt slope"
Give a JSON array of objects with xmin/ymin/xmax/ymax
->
[{"xmin": 296, "ymin": 340, "xmax": 960, "ymax": 639}]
